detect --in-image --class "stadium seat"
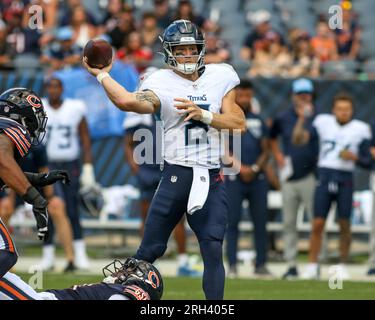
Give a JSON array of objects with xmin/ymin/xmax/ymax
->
[
  {"xmin": 363, "ymin": 59, "xmax": 375, "ymax": 79},
  {"xmin": 244, "ymin": 0, "xmax": 274, "ymax": 13},
  {"xmin": 321, "ymin": 60, "xmax": 359, "ymax": 79}
]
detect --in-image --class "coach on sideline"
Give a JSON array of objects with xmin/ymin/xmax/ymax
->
[{"xmin": 270, "ymin": 78, "xmax": 319, "ymax": 279}]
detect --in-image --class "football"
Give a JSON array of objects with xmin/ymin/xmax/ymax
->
[{"xmin": 83, "ymin": 39, "xmax": 113, "ymax": 69}]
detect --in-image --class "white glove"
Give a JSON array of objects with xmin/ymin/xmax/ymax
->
[{"xmin": 80, "ymin": 163, "xmax": 96, "ymax": 189}]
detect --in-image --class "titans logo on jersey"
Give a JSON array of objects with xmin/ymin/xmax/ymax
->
[{"xmin": 0, "ymin": 117, "xmax": 31, "ymax": 158}]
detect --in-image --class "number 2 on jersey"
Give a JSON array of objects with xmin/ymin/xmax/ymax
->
[{"xmin": 184, "ymin": 104, "xmax": 210, "ymax": 146}]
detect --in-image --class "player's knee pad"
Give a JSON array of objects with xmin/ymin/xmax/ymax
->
[{"xmin": 0, "ymin": 250, "xmax": 18, "ymax": 278}]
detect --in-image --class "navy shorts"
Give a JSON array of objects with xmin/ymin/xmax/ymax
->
[
  {"xmin": 313, "ymin": 168, "xmax": 353, "ymax": 220},
  {"xmin": 135, "ymin": 162, "xmax": 229, "ymax": 262}
]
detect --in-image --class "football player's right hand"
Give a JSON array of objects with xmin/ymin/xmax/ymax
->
[
  {"xmin": 22, "ymin": 186, "xmax": 50, "ymax": 241},
  {"xmin": 32, "ymin": 201, "xmax": 49, "ymax": 241},
  {"xmin": 82, "ymin": 56, "xmax": 113, "ymax": 76},
  {"xmin": 25, "ymin": 170, "xmax": 71, "ymax": 187}
]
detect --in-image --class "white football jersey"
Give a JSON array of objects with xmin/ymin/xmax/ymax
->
[
  {"xmin": 42, "ymin": 98, "xmax": 87, "ymax": 162},
  {"xmin": 139, "ymin": 63, "xmax": 240, "ymax": 169},
  {"xmin": 313, "ymin": 114, "xmax": 371, "ymax": 172}
]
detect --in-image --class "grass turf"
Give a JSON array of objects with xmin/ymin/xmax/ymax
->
[{"xmin": 17, "ymin": 273, "xmax": 375, "ymax": 300}]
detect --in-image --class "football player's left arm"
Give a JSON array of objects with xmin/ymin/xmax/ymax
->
[
  {"xmin": 78, "ymin": 117, "xmax": 96, "ymax": 188},
  {"xmin": 340, "ymin": 139, "xmax": 372, "ymax": 169},
  {"xmin": 175, "ymin": 89, "xmax": 246, "ymax": 133}
]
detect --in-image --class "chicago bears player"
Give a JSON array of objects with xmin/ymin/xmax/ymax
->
[
  {"xmin": 292, "ymin": 92, "xmax": 372, "ymax": 279},
  {"xmin": 0, "ymin": 87, "xmax": 69, "ymax": 299},
  {"xmin": 0, "ymin": 257, "xmax": 163, "ymax": 300},
  {"xmin": 83, "ymin": 19, "xmax": 245, "ymax": 299}
]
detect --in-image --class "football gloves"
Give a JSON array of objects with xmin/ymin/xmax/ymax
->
[
  {"xmin": 25, "ymin": 170, "xmax": 71, "ymax": 187},
  {"xmin": 22, "ymin": 186, "xmax": 49, "ymax": 241}
]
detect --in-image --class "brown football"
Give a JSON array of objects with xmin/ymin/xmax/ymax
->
[{"xmin": 83, "ymin": 39, "xmax": 113, "ymax": 69}]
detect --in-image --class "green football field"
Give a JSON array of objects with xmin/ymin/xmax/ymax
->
[{"xmin": 17, "ymin": 273, "xmax": 375, "ymax": 300}]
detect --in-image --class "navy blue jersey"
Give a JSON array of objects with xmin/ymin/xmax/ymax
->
[
  {"xmin": 46, "ymin": 282, "xmax": 151, "ymax": 300},
  {"xmin": 0, "ymin": 117, "xmax": 32, "ymax": 159},
  {"xmin": 241, "ymin": 112, "xmax": 269, "ymax": 165},
  {"xmin": 20, "ymin": 144, "xmax": 48, "ymax": 173},
  {"xmin": 270, "ymin": 108, "xmax": 318, "ymax": 180}
]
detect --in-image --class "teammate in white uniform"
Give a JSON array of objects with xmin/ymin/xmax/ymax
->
[
  {"xmin": 292, "ymin": 92, "xmax": 372, "ymax": 279},
  {"xmin": 83, "ymin": 20, "xmax": 245, "ymax": 299},
  {"xmin": 41, "ymin": 78, "xmax": 97, "ymax": 271}
]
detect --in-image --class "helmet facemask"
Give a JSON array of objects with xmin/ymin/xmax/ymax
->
[
  {"xmin": 161, "ymin": 36, "xmax": 205, "ymax": 74},
  {"xmin": 102, "ymin": 258, "xmax": 148, "ymax": 285}
]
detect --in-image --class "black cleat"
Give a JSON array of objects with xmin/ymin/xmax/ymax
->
[
  {"xmin": 282, "ymin": 267, "xmax": 298, "ymax": 280},
  {"xmin": 64, "ymin": 261, "xmax": 77, "ymax": 273}
]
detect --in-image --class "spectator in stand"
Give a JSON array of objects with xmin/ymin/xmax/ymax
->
[
  {"xmin": 107, "ymin": 7, "xmax": 136, "ymax": 50},
  {"xmin": 117, "ymin": 31, "xmax": 153, "ymax": 73},
  {"xmin": 102, "ymin": 0, "xmax": 125, "ymax": 33},
  {"xmin": 40, "ymin": 26, "xmax": 81, "ymax": 73},
  {"xmin": 140, "ymin": 12, "xmax": 163, "ymax": 54},
  {"xmin": 153, "ymin": 0, "xmax": 173, "ymax": 30},
  {"xmin": 0, "ymin": 19, "xmax": 13, "ymax": 69},
  {"xmin": 289, "ymin": 31, "xmax": 320, "ymax": 78},
  {"xmin": 335, "ymin": 8, "xmax": 360, "ymax": 60},
  {"xmin": 60, "ymin": 0, "xmax": 98, "ymax": 27},
  {"xmin": 5, "ymin": 7, "xmax": 42, "ymax": 67},
  {"xmin": 248, "ymin": 30, "xmax": 291, "ymax": 78},
  {"xmin": 204, "ymin": 32, "xmax": 231, "ymax": 64},
  {"xmin": 270, "ymin": 79, "xmax": 319, "ymax": 279},
  {"xmin": 310, "ymin": 20, "xmax": 338, "ymax": 62},
  {"xmin": 240, "ymin": 10, "xmax": 285, "ymax": 62},
  {"xmin": 0, "ymin": 0, "xmax": 27, "ymax": 22},
  {"xmin": 70, "ymin": 5, "xmax": 97, "ymax": 49},
  {"xmin": 174, "ymin": 0, "xmax": 206, "ymax": 29}
]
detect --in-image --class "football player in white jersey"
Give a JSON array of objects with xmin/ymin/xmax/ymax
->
[
  {"xmin": 83, "ymin": 20, "xmax": 245, "ymax": 299},
  {"xmin": 292, "ymin": 92, "xmax": 372, "ymax": 279},
  {"xmin": 41, "ymin": 78, "xmax": 97, "ymax": 271}
]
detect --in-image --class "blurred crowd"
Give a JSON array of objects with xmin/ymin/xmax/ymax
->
[
  {"xmin": 0, "ymin": 0, "xmax": 229, "ymax": 75},
  {"xmin": 0, "ymin": 0, "xmax": 369, "ymax": 79}
]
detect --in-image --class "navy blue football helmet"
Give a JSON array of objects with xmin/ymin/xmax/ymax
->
[
  {"xmin": 102, "ymin": 257, "xmax": 163, "ymax": 300},
  {"xmin": 160, "ymin": 19, "xmax": 205, "ymax": 74},
  {"xmin": 0, "ymin": 88, "xmax": 47, "ymax": 145}
]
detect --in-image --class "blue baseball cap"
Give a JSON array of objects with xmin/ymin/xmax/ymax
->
[
  {"xmin": 55, "ymin": 27, "xmax": 73, "ymax": 41},
  {"xmin": 292, "ymin": 78, "xmax": 314, "ymax": 94}
]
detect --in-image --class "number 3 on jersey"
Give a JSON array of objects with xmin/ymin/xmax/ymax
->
[
  {"xmin": 185, "ymin": 104, "xmax": 210, "ymax": 146},
  {"xmin": 46, "ymin": 125, "xmax": 72, "ymax": 149}
]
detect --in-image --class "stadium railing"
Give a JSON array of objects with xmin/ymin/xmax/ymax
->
[{"xmin": 10, "ymin": 190, "xmax": 372, "ymax": 234}]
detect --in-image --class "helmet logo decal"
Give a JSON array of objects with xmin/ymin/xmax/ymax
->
[
  {"xmin": 148, "ymin": 271, "xmax": 160, "ymax": 289},
  {"xmin": 26, "ymin": 95, "xmax": 42, "ymax": 108}
]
